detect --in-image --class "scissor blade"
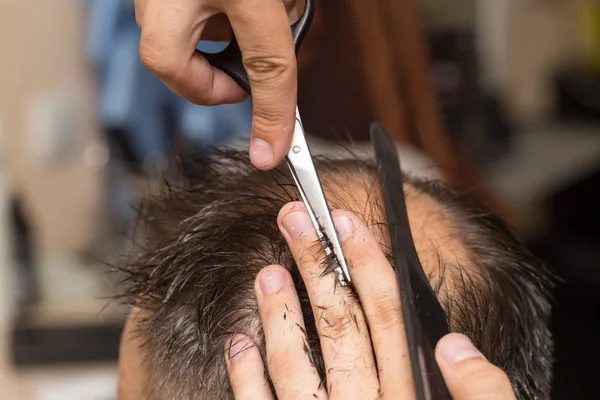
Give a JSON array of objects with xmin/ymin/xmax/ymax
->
[{"xmin": 286, "ymin": 107, "xmax": 351, "ymax": 286}]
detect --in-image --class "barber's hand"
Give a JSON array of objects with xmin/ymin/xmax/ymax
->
[
  {"xmin": 224, "ymin": 202, "xmax": 517, "ymax": 399},
  {"xmin": 134, "ymin": 0, "xmax": 299, "ymax": 169}
]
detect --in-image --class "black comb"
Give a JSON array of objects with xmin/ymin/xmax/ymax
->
[{"xmin": 371, "ymin": 122, "xmax": 451, "ymax": 399}]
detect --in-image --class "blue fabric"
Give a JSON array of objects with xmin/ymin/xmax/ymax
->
[{"xmin": 83, "ymin": 0, "xmax": 252, "ymax": 161}]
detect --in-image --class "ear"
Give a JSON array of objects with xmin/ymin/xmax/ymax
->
[{"xmin": 118, "ymin": 308, "xmax": 150, "ymax": 400}]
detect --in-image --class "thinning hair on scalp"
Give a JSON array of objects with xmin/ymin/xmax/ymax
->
[{"xmin": 121, "ymin": 149, "xmax": 554, "ymax": 400}]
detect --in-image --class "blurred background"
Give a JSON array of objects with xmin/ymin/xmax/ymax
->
[{"xmin": 0, "ymin": 0, "xmax": 598, "ymax": 398}]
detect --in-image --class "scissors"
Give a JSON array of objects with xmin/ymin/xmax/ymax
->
[
  {"xmin": 371, "ymin": 122, "xmax": 452, "ymax": 399},
  {"xmin": 198, "ymin": 0, "xmax": 351, "ymax": 286}
]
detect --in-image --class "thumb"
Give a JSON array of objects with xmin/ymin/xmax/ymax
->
[
  {"xmin": 226, "ymin": 0, "xmax": 297, "ymax": 170},
  {"xmin": 436, "ymin": 333, "xmax": 516, "ymax": 400}
]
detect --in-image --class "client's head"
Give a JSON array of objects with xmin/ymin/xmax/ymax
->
[{"xmin": 118, "ymin": 149, "xmax": 554, "ymax": 400}]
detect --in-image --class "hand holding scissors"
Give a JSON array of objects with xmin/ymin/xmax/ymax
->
[
  {"xmin": 135, "ymin": 0, "xmax": 301, "ymax": 169},
  {"xmin": 198, "ymin": 0, "xmax": 351, "ymax": 287}
]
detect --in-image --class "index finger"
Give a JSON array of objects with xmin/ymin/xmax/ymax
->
[
  {"xmin": 139, "ymin": 0, "xmax": 247, "ymax": 105},
  {"xmin": 225, "ymin": 0, "xmax": 297, "ymax": 170}
]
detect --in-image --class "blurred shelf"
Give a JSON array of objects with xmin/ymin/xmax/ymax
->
[
  {"xmin": 19, "ymin": 363, "xmax": 117, "ymax": 400},
  {"xmin": 11, "ymin": 298, "xmax": 127, "ymax": 367},
  {"xmin": 10, "ymin": 254, "xmax": 129, "ymax": 368},
  {"xmin": 486, "ymin": 122, "xmax": 600, "ymax": 207},
  {"xmin": 11, "ymin": 320, "xmax": 123, "ymax": 368}
]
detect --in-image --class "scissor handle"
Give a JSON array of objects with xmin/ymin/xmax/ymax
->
[{"xmin": 197, "ymin": 0, "xmax": 315, "ymax": 94}]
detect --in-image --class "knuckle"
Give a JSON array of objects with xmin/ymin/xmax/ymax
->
[
  {"xmin": 366, "ymin": 295, "xmax": 402, "ymax": 333},
  {"xmin": 251, "ymin": 110, "xmax": 295, "ymax": 151},
  {"xmin": 243, "ymin": 54, "xmax": 295, "ymax": 86},
  {"xmin": 267, "ymin": 352, "xmax": 297, "ymax": 380},
  {"xmin": 318, "ymin": 303, "xmax": 360, "ymax": 339},
  {"xmin": 139, "ymin": 40, "xmax": 181, "ymax": 81},
  {"xmin": 252, "ymin": 112, "xmax": 286, "ymax": 139}
]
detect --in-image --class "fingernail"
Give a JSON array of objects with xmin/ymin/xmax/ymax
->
[
  {"xmin": 440, "ymin": 334, "xmax": 484, "ymax": 365},
  {"xmin": 281, "ymin": 210, "xmax": 314, "ymax": 240},
  {"xmin": 333, "ymin": 215, "xmax": 354, "ymax": 242},
  {"xmin": 227, "ymin": 334, "xmax": 253, "ymax": 362},
  {"xmin": 259, "ymin": 269, "xmax": 287, "ymax": 294},
  {"xmin": 250, "ymin": 139, "xmax": 274, "ymax": 168}
]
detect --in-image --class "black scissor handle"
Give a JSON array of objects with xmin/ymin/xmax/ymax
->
[{"xmin": 197, "ymin": 0, "xmax": 315, "ymax": 94}]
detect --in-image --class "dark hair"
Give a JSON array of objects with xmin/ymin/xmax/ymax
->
[{"xmin": 121, "ymin": 149, "xmax": 554, "ymax": 400}]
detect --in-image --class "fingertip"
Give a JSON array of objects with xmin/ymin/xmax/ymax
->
[
  {"xmin": 224, "ymin": 334, "xmax": 256, "ymax": 366},
  {"xmin": 277, "ymin": 203, "xmax": 315, "ymax": 242},
  {"xmin": 225, "ymin": 333, "xmax": 274, "ymax": 399},
  {"xmin": 331, "ymin": 210, "xmax": 377, "ymax": 246},
  {"xmin": 276, "ymin": 201, "xmax": 306, "ymax": 224},
  {"xmin": 249, "ymin": 120, "xmax": 294, "ymax": 170},
  {"xmin": 255, "ymin": 265, "xmax": 291, "ymax": 296},
  {"xmin": 331, "ymin": 210, "xmax": 358, "ymax": 243},
  {"xmin": 250, "ymin": 138, "xmax": 275, "ymax": 169},
  {"xmin": 436, "ymin": 334, "xmax": 516, "ymax": 399},
  {"xmin": 229, "ymin": 88, "xmax": 250, "ymax": 104},
  {"xmin": 436, "ymin": 333, "xmax": 485, "ymax": 366}
]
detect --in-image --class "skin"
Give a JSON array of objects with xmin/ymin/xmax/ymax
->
[
  {"xmin": 224, "ymin": 201, "xmax": 517, "ymax": 399},
  {"xmin": 134, "ymin": 0, "xmax": 300, "ymax": 170},
  {"xmin": 118, "ymin": 308, "xmax": 148, "ymax": 400}
]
